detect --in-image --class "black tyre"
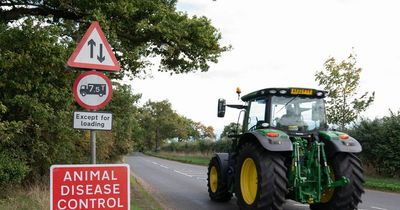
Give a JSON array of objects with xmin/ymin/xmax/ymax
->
[
  {"xmin": 310, "ymin": 153, "xmax": 364, "ymax": 210},
  {"xmin": 207, "ymin": 156, "xmax": 232, "ymax": 202},
  {"xmin": 235, "ymin": 142, "xmax": 288, "ymax": 210}
]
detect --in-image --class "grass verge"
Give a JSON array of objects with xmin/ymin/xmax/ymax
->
[
  {"xmin": 131, "ymin": 175, "xmax": 163, "ymax": 210},
  {"xmin": 0, "ymin": 175, "xmax": 163, "ymax": 210},
  {"xmin": 146, "ymin": 151, "xmax": 209, "ymax": 166},
  {"xmin": 364, "ymin": 176, "xmax": 400, "ymax": 193},
  {"xmin": 0, "ymin": 184, "xmax": 49, "ymax": 210},
  {"xmin": 146, "ymin": 151, "xmax": 400, "ymax": 193}
]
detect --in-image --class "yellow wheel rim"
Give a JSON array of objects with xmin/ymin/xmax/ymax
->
[
  {"xmin": 210, "ymin": 166, "xmax": 218, "ymax": 193},
  {"xmin": 240, "ymin": 158, "xmax": 258, "ymax": 205},
  {"xmin": 321, "ymin": 166, "xmax": 335, "ymax": 203}
]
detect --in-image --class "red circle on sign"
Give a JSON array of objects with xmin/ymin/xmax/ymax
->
[{"xmin": 73, "ymin": 70, "xmax": 113, "ymax": 110}]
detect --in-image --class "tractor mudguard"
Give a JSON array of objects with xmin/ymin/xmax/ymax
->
[
  {"xmin": 213, "ymin": 153, "xmax": 230, "ymax": 180},
  {"xmin": 240, "ymin": 131, "xmax": 293, "ymax": 152},
  {"xmin": 319, "ymin": 131, "xmax": 362, "ymax": 158}
]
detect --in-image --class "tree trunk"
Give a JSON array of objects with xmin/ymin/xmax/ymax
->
[{"xmin": 155, "ymin": 128, "xmax": 159, "ymax": 152}]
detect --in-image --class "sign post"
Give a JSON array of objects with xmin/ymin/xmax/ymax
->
[
  {"xmin": 55, "ymin": 21, "xmax": 126, "ymax": 210},
  {"xmin": 90, "ymin": 130, "xmax": 96, "ymax": 164},
  {"xmin": 66, "ymin": 21, "xmax": 120, "ymax": 164}
]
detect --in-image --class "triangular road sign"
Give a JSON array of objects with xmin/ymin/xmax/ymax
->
[{"xmin": 67, "ymin": 21, "xmax": 120, "ymax": 71}]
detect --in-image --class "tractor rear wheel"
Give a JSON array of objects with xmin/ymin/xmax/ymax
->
[
  {"xmin": 310, "ymin": 153, "xmax": 364, "ymax": 210},
  {"xmin": 235, "ymin": 142, "xmax": 288, "ymax": 210},
  {"xmin": 207, "ymin": 156, "xmax": 232, "ymax": 202}
]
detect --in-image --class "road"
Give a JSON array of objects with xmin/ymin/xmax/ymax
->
[{"xmin": 126, "ymin": 153, "xmax": 400, "ymax": 210}]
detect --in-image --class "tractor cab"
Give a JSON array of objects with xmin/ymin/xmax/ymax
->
[{"xmin": 219, "ymin": 87, "xmax": 328, "ymax": 136}]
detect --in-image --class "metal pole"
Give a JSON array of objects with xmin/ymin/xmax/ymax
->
[{"xmin": 90, "ymin": 130, "xmax": 96, "ymax": 164}]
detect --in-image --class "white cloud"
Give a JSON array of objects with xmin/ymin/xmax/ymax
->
[{"xmin": 126, "ymin": 0, "xmax": 400, "ymax": 134}]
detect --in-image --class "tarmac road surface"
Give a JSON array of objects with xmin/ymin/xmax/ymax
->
[{"xmin": 126, "ymin": 153, "xmax": 400, "ymax": 210}]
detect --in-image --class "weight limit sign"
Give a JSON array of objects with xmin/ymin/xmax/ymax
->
[{"xmin": 73, "ymin": 71, "xmax": 112, "ymax": 110}]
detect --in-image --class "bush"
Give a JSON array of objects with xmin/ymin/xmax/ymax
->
[
  {"xmin": 349, "ymin": 111, "xmax": 400, "ymax": 178},
  {"xmin": 0, "ymin": 151, "xmax": 29, "ymax": 187}
]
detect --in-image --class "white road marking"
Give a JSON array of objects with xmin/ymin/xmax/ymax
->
[
  {"xmin": 152, "ymin": 161, "xmax": 158, "ymax": 164},
  {"xmin": 293, "ymin": 203, "xmax": 308, "ymax": 207},
  {"xmin": 174, "ymin": 170, "xmax": 193, "ymax": 177},
  {"xmin": 159, "ymin": 164, "xmax": 169, "ymax": 169},
  {"xmin": 371, "ymin": 206, "xmax": 388, "ymax": 210}
]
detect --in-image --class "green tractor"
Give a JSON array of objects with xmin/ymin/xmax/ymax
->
[{"xmin": 207, "ymin": 87, "xmax": 364, "ymax": 210}]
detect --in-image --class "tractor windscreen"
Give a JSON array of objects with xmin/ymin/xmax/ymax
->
[{"xmin": 270, "ymin": 96, "xmax": 326, "ymax": 132}]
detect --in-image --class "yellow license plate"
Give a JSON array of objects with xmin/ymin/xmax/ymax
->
[{"xmin": 291, "ymin": 88, "xmax": 313, "ymax": 95}]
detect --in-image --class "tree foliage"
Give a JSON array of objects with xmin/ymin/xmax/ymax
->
[
  {"xmin": 0, "ymin": 0, "xmax": 224, "ymax": 187},
  {"xmin": 1, "ymin": 0, "xmax": 229, "ymax": 78},
  {"xmin": 315, "ymin": 53, "xmax": 375, "ymax": 129},
  {"xmin": 137, "ymin": 100, "xmax": 216, "ymax": 151},
  {"xmin": 0, "ymin": 19, "xmax": 86, "ymax": 183},
  {"xmin": 349, "ymin": 111, "xmax": 400, "ymax": 178},
  {"xmin": 220, "ymin": 122, "xmax": 241, "ymax": 139},
  {"xmin": 139, "ymin": 100, "xmax": 179, "ymax": 151}
]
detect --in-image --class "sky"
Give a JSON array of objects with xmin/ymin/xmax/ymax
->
[{"xmin": 126, "ymin": 0, "xmax": 400, "ymax": 136}]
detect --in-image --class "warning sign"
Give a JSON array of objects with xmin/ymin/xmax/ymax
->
[
  {"xmin": 67, "ymin": 21, "xmax": 120, "ymax": 71},
  {"xmin": 50, "ymin": 164, "xmax": 130, "ymax": 210}
]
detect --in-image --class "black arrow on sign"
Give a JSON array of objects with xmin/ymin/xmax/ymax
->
[
  {"xmin": 97, "ymin": 44, "xmax": 105, "ymax": 63},
  {"xmin": 87, "ymin": 39, "xmax": 96, "ymax": 58}
]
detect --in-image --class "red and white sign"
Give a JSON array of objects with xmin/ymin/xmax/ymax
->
[
  {"xmin": 73, "ymin": 71, "xmax": 112, "ymax": 110},
  {"xmin": 67, "ymin": 21, "xmax": 120, "ymax": 71},
  {"xmin": 50, "ymin": 164, "xmax": 130, "ymax": 210}
]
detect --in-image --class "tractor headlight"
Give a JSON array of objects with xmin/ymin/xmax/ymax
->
[
  {"xmin": 279, "ymin": 90, "xmax": 287, "ymax": 94},
  {"xmin": 316, "ymin": 91, "xmax": 324, "ymax": 97}
]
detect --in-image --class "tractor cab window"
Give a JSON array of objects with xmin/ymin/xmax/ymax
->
[
  {"xmin": 270, "ymin": 96, "xmax": 326, "ymax": 132},
  {"xmin": 247, "ymin": 98, "xmax": 267, "ymax": 131}
]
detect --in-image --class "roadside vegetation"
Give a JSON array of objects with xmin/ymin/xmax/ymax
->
[
  {"xmin": 146, "ymin": 151, "xmax": 211, "ymax": 166},
  {"xmin": 131, "ymin": 176, "xmax": 163, "ymax": 210},
  {"xmin": 0, "ymin": 184, "xmax": 49, "ymax": 210}
]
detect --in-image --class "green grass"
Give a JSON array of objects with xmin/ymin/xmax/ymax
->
[
  {"xmin": 364, "ymin": 176, "xmax": 400, "ymax": 193},
  {"xmin": 0, "ymin": 184, "xmax": 49, "ymax": 210},
  {"xmin": 131, "ymin": 176, "xmax": 162, "ymax": 210},
  {"xmin": 147, "ymin": 151, "xmax": 400, "ymax": 193},
  {"xmin": 146, "ymin": 151, "xmax": 210, "ymax": 166}
]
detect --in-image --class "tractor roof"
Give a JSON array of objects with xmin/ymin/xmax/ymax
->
[{"xmin": 241, "ymin": 87, "xmax": 327, "ymax": 102}]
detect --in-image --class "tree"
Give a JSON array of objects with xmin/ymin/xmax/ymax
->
[
  {"xmin": 0, "ymin": 0, "xmax": 228, "ymax": 186},
  {"xmin": 174, "ymin": 117, "xmax": 199, "ymax": 141},
  {"xmin": 0, "ymin": 19, "xmax": 87, "ymax": 182},
  {"xmin": 99, "ymin": 83, "xmax": 142, "ymax": 160},
  {"xmin": 1, "ymin": 0, "xmax": 229, "ymax": 78},
  {"xmin": 220, "ymin": 122, "xmax": 241, "ymax": 139},
  {"xmin": 315, "ymin": 53, "xmax": 375, "ymax": 130},
  {"xmin": 193, "ymin": 122, "xmax": 216, "ymax": 139},
  {"xmin": 139, "ymin": 100, "xmax": 179, "ymax": 151}
]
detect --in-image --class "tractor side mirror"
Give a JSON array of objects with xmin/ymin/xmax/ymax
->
[{"xmin": 217, "ymin": 98, "xmax": 226, "ymax": 118}]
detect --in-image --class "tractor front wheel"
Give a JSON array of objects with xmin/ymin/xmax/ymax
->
[
  {"xmin": 235, "ymin": 142, "xmax": 288, "ymax": 210},
  {"xmin": 207, "ymin": 156, "xmax": 232, "ymax": 202},
  {"xmin": 310, "ymin": 153, "xmax": 364, "ymax": 210}
]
